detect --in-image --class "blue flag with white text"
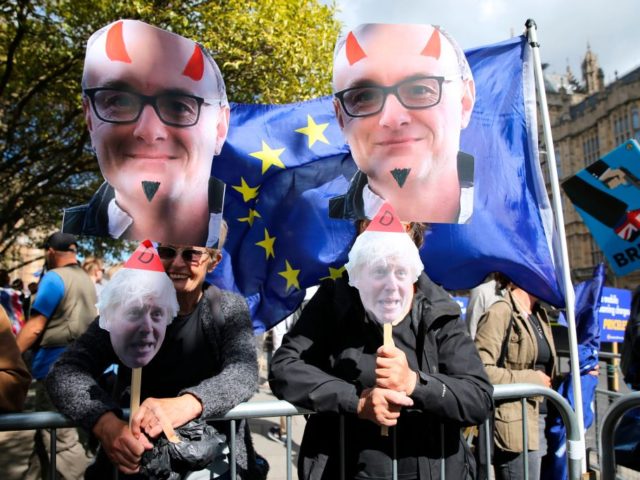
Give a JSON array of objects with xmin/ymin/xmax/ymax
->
[{"xmin": 211, "ymin": 35, "xmax": 563, "ymax": 332}]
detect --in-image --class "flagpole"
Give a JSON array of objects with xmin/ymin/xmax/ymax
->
[{"xmin": 525, "ymin": 19, "xmax": 586, "ymax": 472}]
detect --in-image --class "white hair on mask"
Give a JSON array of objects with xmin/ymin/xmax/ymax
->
[
  {"xmin": 345, "ymin": 231, "xmax": 424, "ymax": 289},
  {"xmin": 97, "ymin": 268, "xmax": 179, "ymax": 331}
]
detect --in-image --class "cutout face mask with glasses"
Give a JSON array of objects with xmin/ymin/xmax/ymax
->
[
  {"xmin": 331, "ymin": 23, "xmax": 476, "ymax": 224},
  {"xmin": 63, "ymin": 19, "xmax": 228, "ymax": 247}
]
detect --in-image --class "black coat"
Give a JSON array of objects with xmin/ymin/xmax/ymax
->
[{"xmin": 269, "ymin": 273, "xmax": 493, "ymax": 480}]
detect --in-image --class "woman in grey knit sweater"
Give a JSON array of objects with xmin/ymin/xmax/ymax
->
[{"xmin": 46, "ymin": 242, "xmax": 264, "ymax": 479}]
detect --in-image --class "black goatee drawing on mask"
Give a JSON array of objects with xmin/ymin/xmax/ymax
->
[
  {"xmin": 142, "ymin": 181, "xmax": 161, "ymax": 202},
  {"xmin": 390, "ymin": 168, "xmax": 411, "ymax": 188}
]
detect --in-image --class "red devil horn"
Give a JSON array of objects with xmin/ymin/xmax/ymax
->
[
  {"xmin": 182, "ymin": 44, "xmax": 204, "ymax": 81},
  {"xmin": 345, "ymin": 31, "xmax": 367, "ymax": 65},
  {"xmin": 420, "ymin": 28, "xmax": 441, "ymax": 59},
  {"xmin": 105, "ymin": 21, "xmax": 132, "ymax": 63}
]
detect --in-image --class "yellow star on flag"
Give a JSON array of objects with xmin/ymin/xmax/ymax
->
[
  {"xmin": 295, "ymin": 115, "xmax": 330, "ymax": 148},
  {"xmin": 278, "ymin": 260, "xmax": 301, "ymax": 291},
  {"xmin": 232, "ymin": 177, "xmax": 259, "ymax": 203},
  {"xmin": 238, "ymin": 208, "xmax": 262, "ymax": 226},
  {"xmin": 249, "ymin": 141, "xmax": 286, "ymax": 175},
  {"xmin": 255, "ymin": 228, "xmax": 276, "ymax": 259},
  {"xmin": 320, "ymin": 266, "xmax": 346, "ymax": 281}
]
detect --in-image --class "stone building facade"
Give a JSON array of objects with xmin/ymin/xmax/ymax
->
[{"xmin": 542, "ymin": 47, "xmax": 640, "ymax": 288}]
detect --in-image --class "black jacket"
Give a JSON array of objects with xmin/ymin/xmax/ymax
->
[{"xmin": 269, "ymin": 273, "xmax": 492, "ymax": 480}]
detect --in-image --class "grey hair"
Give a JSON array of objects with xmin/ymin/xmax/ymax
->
[
  {"xmin": 345, "ymin": 231, "xmax": 424, "ymax": 288},
  {"xmin": 81, "ymin": 20, "xmax": 228, "ymax": 106},
  {"xmin": 97, "ymin": 268, "xmax": 179, "ymax": 331},
  {"xmin": 332, "ymin": 23, "xmax": 473, "ymax": 91}
]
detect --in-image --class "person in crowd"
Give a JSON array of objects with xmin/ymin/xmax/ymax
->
[
  {"xmin": 16, "ymin": 232, "xmax": 97, "ymax": 480},
  {"xmin": 474, "ymin": 281, "xmax": 557, "ymax": 480},
  {"xmin": 466, "ymin": 273, "xmax": 508, "ymax": 339},
  {"xmin": 28, "ymin": 281, "xmax": 38, "ymax": 301},
  {"xmin": 0, "ymin": 304, "xmax": 31, "ymax": 412},
  {"xmin": 267, "ymin": 286, "xmax": 318, "ymax": 445},
  {"xmin": 82, "ymin": 257, "xmax": 107, "ymax": 301},
  {"xmin": 62, "ymin": 19, "xmax": 227, "ymax": 247},
  {"xmin": 47, "ymin": 223, "xmax": 267, "ymax": 479},
  {"xmin": 329, "ymin": 23, "xmax": 476, "ymax": 223},
  {"xmin": 11, "ymin": 278, "xmax": 31, "ymax": 321},
  {"xmin": 615, "ymin": 285, "xmax": 640, "ymax": 470},
  {"xmin": 622, "ymin": 285, "xmax": 640, "ymax": 390},
  {"xmin": 0, "ymin": 269, "xmax": 25, "ymax": 334},
  {"xmin": 270, "ymin": 204, "xmax": 492, "ymax": 479},
  {"xmin": 97, "ymin": 266, "xmax": 178, "ymax": 368}
]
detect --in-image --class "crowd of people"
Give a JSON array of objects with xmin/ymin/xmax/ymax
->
[{"xmin": 0, "ymin": 15, "xmax": 633, "ymax": 480}]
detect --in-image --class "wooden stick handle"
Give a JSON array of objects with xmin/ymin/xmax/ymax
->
[{"xmin": 129, "ymin": 368, "xmax": 142, "ymax": 429}]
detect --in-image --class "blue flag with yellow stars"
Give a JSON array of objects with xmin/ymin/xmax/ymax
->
[
  {"xmin": 210, "ymin": 35, "xmax": 563, "ymax": 333},
  {"xmin": 210, "ymin": 98, "xmax": 356, "ymax": 333}
]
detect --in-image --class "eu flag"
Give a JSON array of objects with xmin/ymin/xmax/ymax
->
[
  {"xmin": 211, "ymin": 35, "xmax": 563, "ymax": 332},
  {"xmin": 210, "ymin": 98, "xmax": 355, "ymax": 333}
]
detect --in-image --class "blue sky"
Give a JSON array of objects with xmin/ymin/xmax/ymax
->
[{"xmin": 331, "ymin": 0, "xmax": 639, "ymax": 84}]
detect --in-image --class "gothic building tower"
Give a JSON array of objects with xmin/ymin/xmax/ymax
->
[{"xmin": 581, "ymin": 43, "xmax": 605, "ymax": 94}]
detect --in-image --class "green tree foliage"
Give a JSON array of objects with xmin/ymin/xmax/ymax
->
[{"xmin": 0, "ymin": 0, "xmax": 340, "ymax": 264}]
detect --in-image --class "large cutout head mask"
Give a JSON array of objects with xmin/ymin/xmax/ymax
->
[
  {"xmin": 98, "ymin": 240, "xmax": 179, "ymax": 368},
  {"xmin": 63, "ymin": 20, "xmax": 227, "ymax": 247},
  {"xmin": 331, "ymin": 23, "xmax": 476, "ymax": 224},
  {"xmin": 345, "ymin": 203, "xmax": 424, "ymax": 324}
]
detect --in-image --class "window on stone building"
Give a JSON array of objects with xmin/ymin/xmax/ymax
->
[
  {"xmin": 583, "ymin": 133, "xmax": 600, "ymax": 167},
  {"xmin": 632, "ymin": 108, "xmax": 640, "ymax": 141},
  {"xmin": 615, "ymin": 111, "xmax": 633, "ymax": 145},
  {"xmin": 591, "ymin": 248, "xmax": 605, "ymax": 266},
  {"xmin": 554, "ymin": 148, "xmax": 562, "ymax": 178}
]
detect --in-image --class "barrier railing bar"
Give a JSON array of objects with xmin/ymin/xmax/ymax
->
[
  {"xmin": 484, "ymin": 417, "xmax": 491, "ymax": 471},
  {"xmin": 596, "ymin": 388, "xmax": 624, "ymax": 399},
  {"xmin": 392, "ymin": 425, "xmax": 398, "ymax": 480},
  {"xmin": 230, "ymin": 418, "xmax": 236, "ymax": 479},
  {"xmin": 0, "ymin": 387, "xmax": 579, "ymax": 479},
  {"xmin": 339, "ymin": 414, "xmax": 345, "ymax": 480},
  {"xmin": 285, "ymin": 415, "xmax": 292, "ymax": 480},
  {"xmin": 599, "ymin": 391, "xmax": 640, "ymax": 479},
  {"xmin": 493, "ymin": 384, "xmax": 581, "ymax": 480},
  {"xmin": 439, "ymin": 424, "xmax": 445, "ymax": 479},
  {"xmin": 556, "ymin": 350, "xmax": 620, "ymax": 361},
  {"xmin": 522, "ymin": 397, "xmax": 529, "ymax": 479},
  {"xmin": 50, "ymin": 428, "xmax": 57, "ymax": 480}
]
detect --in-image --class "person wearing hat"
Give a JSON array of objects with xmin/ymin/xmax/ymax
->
[
  {"xmin": 269, "ymin": 204, "xmax": 491, "ymax": 480},
  {"xmin": 17, "ymin": 231, "xmax": 97, "ymax": 480}
]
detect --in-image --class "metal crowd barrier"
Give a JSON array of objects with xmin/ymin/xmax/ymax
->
[
  {"xmin": 599, "ymin": 391, "xmax": 640, "ymax": 480},
  {"xmin": 492, "ymin": 383, "xmax": 582, "ymax": 480},
  {"xmin": 0, "ymin": 384, "xmax": 581, "ymax": 480}
]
